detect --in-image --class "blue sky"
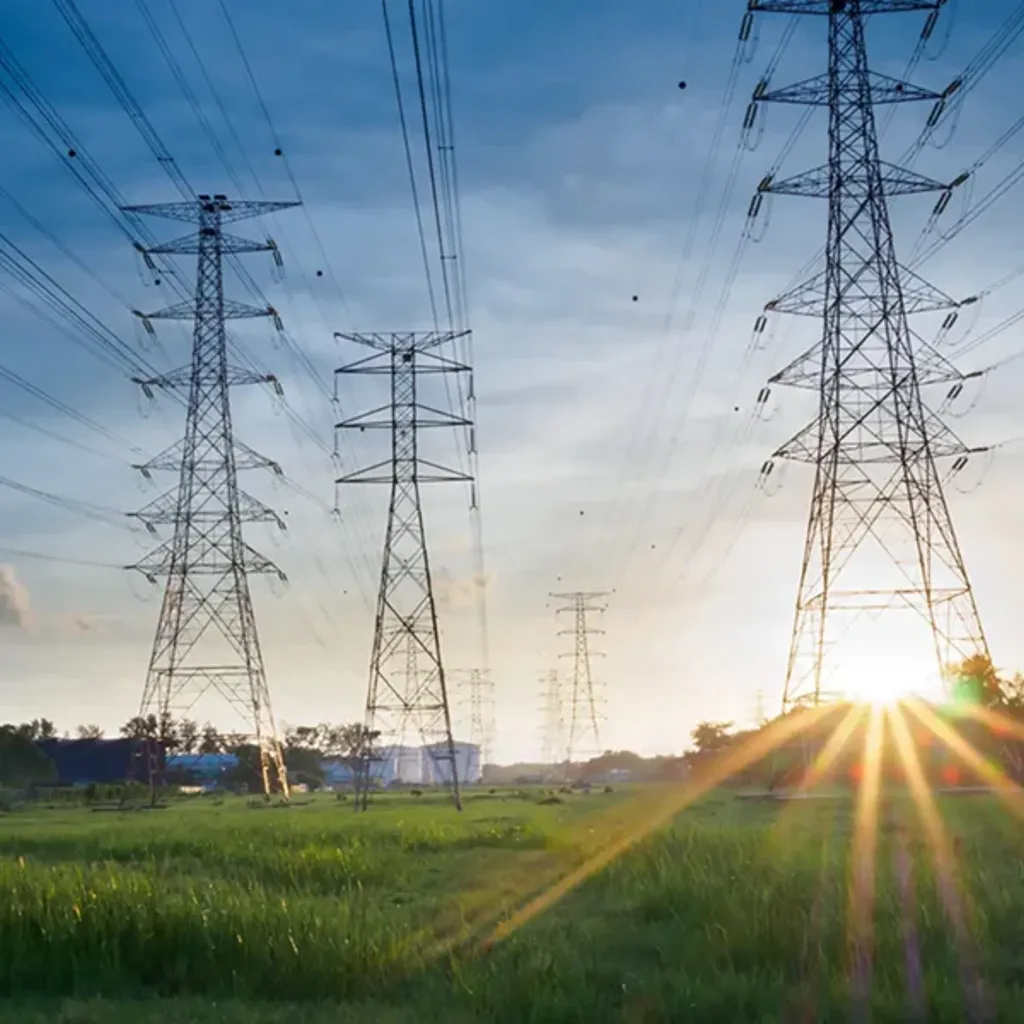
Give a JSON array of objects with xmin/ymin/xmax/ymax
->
[{"xmin": 2, "ymin": 0, "xmax": 1024, "ymax": 761}]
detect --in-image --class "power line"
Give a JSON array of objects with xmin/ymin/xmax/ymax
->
[
  {"xmin": 0, "ymin": 472, "xmax": 129, "ymax": 529},
  {"xmin": 382, "ymin": 0, "xmax": 439, "ymax": 325},
  {"xmin": 52, "ymin": 0, "xmax": 194, "ymax": 199},
  {"xmin": 0, "ymin": 546, "xmax": 122, "ymax": 569}
]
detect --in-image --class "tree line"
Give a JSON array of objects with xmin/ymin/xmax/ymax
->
[
  {"xmin": 680, "ymin": 655, "xmax": 1024, "ymax": 790},
  {"xmin": 1, "ymin": 715, "xmax": 367, "ymax": 789}
]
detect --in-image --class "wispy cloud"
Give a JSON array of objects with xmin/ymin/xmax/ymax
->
[{"xmin": 0, "ymin": 564, "xmax": 33, "ymax": 631}]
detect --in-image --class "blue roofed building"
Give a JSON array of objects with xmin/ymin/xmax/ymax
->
[
  {"xmin": 165, "ymin": 753, "xmax": 239, "ymax": 790},
  {"xmin": 35, "ymin": 738, "xmax": 150, "ymax": 786}
]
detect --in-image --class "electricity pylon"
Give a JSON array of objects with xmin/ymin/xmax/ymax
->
[
  {"xmin": 551, "ymin": 591, "xmax": 609, "ymax": 764},
  {"xmin": 125, "ymin": 194, "xmax": 297, "ymax": 798},
  {"xmin": 462, "ymin": 668, "xmax": 495, "ymax": 768},
  {"xmin": 748, "ymin": 1, "xmax": 990, "ymax": 710},
  {"xmin": 539, "ymin": 668, "xmax": 564, "ymax": 770},
  {"xmin": 335, "ymin": 331, "xmax": 471, "ymax": 810}
]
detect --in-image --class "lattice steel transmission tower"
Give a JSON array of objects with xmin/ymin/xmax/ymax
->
[
  {"xmin": 466, "ymin": 668, "xmax": 495, "ymax": 767},
  {"xmin": 449, "ymin": 667, "xmax": 494, "ymax": 769},
  {"xmin": 748, "ymin": 1, "xmax": 990, "ymax": 710},
  {"xmin": 551, "ymin": 592, "xmax": 609, "ymax": 763},
  {"xmin": 539, "ymin": 669, "xmax": 564, "ymax": 769},
  {"xmin": 126, "ymin": 194, "xmax": 297, "ymax": 797},
  {"xmin": 335, "ymin": 331, "xmax": 471, "ymax": 810}
]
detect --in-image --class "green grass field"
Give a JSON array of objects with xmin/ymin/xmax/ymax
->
[{"xmin": 1, "ymin": 786, "xmax": 1023, "ymax": 1022}]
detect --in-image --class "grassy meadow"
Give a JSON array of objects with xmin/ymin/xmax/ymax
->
[{"xmin": 1, "ymin": 785, "xmax": 1024, "ymax": 1022}]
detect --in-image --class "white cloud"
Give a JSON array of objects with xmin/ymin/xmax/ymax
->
[{"xmin": 0, "ymin": 565, "xmax": 33, "ymax": 631}]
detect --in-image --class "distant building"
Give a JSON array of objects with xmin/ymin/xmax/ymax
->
[
  {"xmin": 320, "ymin": 742, "xmax": 481, "ymax": 789},
  {"xmin": 165, "ymin": 753, "xmax": 238, "ymax": 789},
  {"xmin": 320, "ymin": 757, "xmax": 358, "ymax": 788},
  {"xmin": 422, "ymin": 741, "xmax": 481, "ymax": 786},
  {"xmin": 35, "ymin": 738, "xmax": 149, "ymax": 786}
]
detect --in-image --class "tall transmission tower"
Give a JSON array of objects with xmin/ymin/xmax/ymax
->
[
  {"xmin": 748, "ymin": 1, "xmax": 990, "ymax": 710},
  {"xmin": 335, "ymin": 331, "xmax": 471, "ymax": 810},
  {"xmin": 551, "ymin": 591, "xmax": 609, "ymax": 764},
  {"xmin": 539, "ymin": 668, "xmax": 564, "ymax": 770},
  {"xmin": 126, "ymin": 194, "xmax": 297, "ymax": 797}
]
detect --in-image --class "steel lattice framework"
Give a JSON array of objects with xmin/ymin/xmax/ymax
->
[
  {"xmin": 539, "ymin": 668, "xmax": 564, "ymax": 770},
  {"xmin": 748, "ymin": 0, "xmax": 990, "ymax": 710},
  {"xmin": 126, "ymin": 194, "xmax": 297, "ymax": 796},
  {"xmin": 551, "ymin": 591, "xmax": 609, "ymax": 764},
  {"xmin": 461, "ymin": 667, "xmax": 494, "ymax": 768},
  {"xmin": 335, "ymin": 331, "xmax": 471, "ymax": 810}
]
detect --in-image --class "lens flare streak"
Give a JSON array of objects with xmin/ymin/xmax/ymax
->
[
  {"xmin": 847, "ymin": 705, "xmax": 883, "ymax": 1019},
  {"xmin": 485, "ymin": 706, "xmax": 835, "ymax": 948},
  {"xmin": 889, "ymin": 706, "xmax": 987, "ymax": 1020}
]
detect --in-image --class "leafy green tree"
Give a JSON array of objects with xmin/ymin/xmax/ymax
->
[
  {"xmin": 120, "ymin": 713, "xmax": 180, "ymax": 749},
  {"xmin": 283, "ymin": 722, "xmax": 366, "ymax": 758},
  {"xmin": 949, "ymin": 654, "xmax": 1009, "ymax": 708},
  {"xmin": 198, "ymin": 723, "xmax": 224, "ymax": 754},
  {"xmin": 0, "ymin": 727, "xmax": 57, "ymax": 786},
  {"xmin": 283, "ymin": 745, "xmax": 326, "ymax": 788},
  {"xmin": 690, "ymin": 721, "xmax": 734, "ymax": 753},
  {"xmin": 177, "ymin": 719, "xmax": 200, "ymax": 754},
  {"xmin": 120, "ymin": 714, "xmax": 158, "ymax": 740},
  {"xmin": 15, "ymin": 719, "xmax": 57, "ymax": 741}
]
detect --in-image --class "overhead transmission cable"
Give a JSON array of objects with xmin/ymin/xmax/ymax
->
[
  {"xmin": 0, "ymin": 472, "xmax": 130, "ymax": 530},
  {"xmin": 585, "ymin": 5, "xmax": 745, "ymax": 588},
  {"xmin": 0, "ymin": 546, "xmax": 122, "ymax": 569},
  {"xmin": 36, "ymin": 0, "xmax": 378, "ymax": 625},
  {"xmin": 628, "ymin": 7, "xmax": 955, "ymax": 612},
  {"xmin": 382, "ymin": 0, "xmax": 439, "ymax": 326},
  {"xmin": 677, "ymin": 2, "xmax": 1024, "ymax": 605},
  {"xmin": 596, "ymin": 15, "xmax": 799, "ymax": 591},
  {"xmin": 383, "ymin": 0, "xmax": 488, "ymax": 685}
]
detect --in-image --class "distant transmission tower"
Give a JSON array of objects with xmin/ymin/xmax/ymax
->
[
  {"xmin": 539, "ymin": 669, "xmax": 564, "ymax": 769},
  {"xmin": 451, "ymin": 667, "xmax": 495, "ymax": 768},
  {"xmin": 551, "ymin": 591, "xmax": 609, "ymax": 763},
  {"xmin": 749, "ymin": 1, "xmax": 990, "ymax": 710},
  {"xmin": 335, "ymin": 331, "xmax": 471, "ymax": 810},
  {"xmin": 126, "ymin": 194, "xmax": 297, "ymax": 797},
  {"xmin": 466, "ymin": 668, "xmax": 495, "ymax": 767}
]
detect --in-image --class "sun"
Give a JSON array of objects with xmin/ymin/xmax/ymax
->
[
  {"xmin": 845, "ymin": 674, "xmax": 902, "ymax": 707},
  {"xmin": 834, "ymin": 652, "xmax": 944, "ymax": 709}
]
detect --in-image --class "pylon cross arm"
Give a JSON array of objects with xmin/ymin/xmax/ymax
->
[
  {"xmin": 749, "ymin": 1, "xmax": 943, "ymax": 15},
  {"xmin": 122, "ymin": 199, "xmax": 299, "ymax": 224},
  {"xmin": 761, "ymin": 71, "xmax": 939, "ymax": 107}
]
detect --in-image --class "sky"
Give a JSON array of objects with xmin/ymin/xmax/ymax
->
[{"xmin": 2, "ymin": 0, "xmax": 1024, "ymax": 763}]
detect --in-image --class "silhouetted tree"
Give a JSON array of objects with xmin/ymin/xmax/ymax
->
[
  {"xmin": 282, "ymin": 722, "xmax": 366, "ymax": 758},
  {"xmin": 198, "ymin": 723, "xmax": 224, "ymax": 754},
  {"xmin": 950, "ymin": 654, "xmax": 1004, "ymax": 708},
  {"xmin": 690, "ymin": 721, "xmax": 734, "ymax": 754},
  {"xmin": 283, "ymin": 745, "xmax": 326, "ymax": 788},
  {"xmin": 177, "ymin": 718, "xmax": 200, "ymax": 754},
  {"xmin": 0, "ymin": 727, "xmax": 57, "ymax": 785},
  {"xmin": 75, "ymin": 724, "xmax": 104, "ymax": 740},
  {"xmin": 15, "ymin": 719, "xmax": 57, "ymax": 741},
  {"xmin": 120, "ymin": 713, "xmax": 179, "ymax": 751},
  {"xmin": 121, "ymin": 714, "xmax": 158, "ymax": 740}
]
